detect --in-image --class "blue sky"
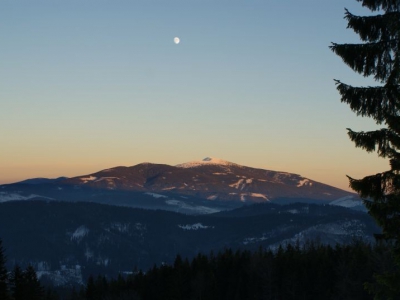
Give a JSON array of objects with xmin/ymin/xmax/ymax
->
[{"xmin": 0, "ymin": 0, "xmax": 387, "ymax": 191}]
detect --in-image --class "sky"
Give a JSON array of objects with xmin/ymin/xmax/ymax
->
[{"xmin": 0, "ymin": 0, "xmax": 389, "ymax": 191}]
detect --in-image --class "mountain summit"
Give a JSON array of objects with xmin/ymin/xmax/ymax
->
[{"xmin": 176, "ymin": 157, "xmax": 238, "ymax": 168}]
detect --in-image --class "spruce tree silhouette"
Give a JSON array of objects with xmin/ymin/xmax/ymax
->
[
  {"xmin": 0, "ymin": 239, "xmax": 9, "ymax": 300},
  {"xmin": 331, "ymin": 1, "xmax": 400, "ymax": 298}
]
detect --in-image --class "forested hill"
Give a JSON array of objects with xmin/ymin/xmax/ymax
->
[{"xmin": 0, "ymin": 200, "xmax": 379, "ymax": 286}]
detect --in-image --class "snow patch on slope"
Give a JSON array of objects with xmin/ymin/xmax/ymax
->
[
  {"xmin": 297, "ymin": 179, "xmax": 313, "ymax": 187},
  {"xmin": 79, "ymin": 176, "xmax": 119, "ymax": 184},
  {"xmin": 144, "ymin": 192, "xmax": 168, "ymax": 199},
  {"xmin": 80, "ymin": 176, "xmax": 97, "ymax": 183},
  {"xmin": 178, "ymin": 223, "xmax": 213, "ymax": 230},
  {"xmin": 329, "ymin": 196, "xmax": 363, "ymax": 208},
  {"xmin": 229, "ymin": 178, "xmax": 255, "ymax": 191},
  {"xmin": 229, "ymin": 179, "xmax": 246, "ymax": 190},
  {"xmin": 71, "ymin": 225, "xmax": 89, "ymax": 242},
  {"xmin": 238, "ymin": 193, "xmax": 268, "ymax": 202},
  {"xmin": 95, "ymin": 177, "xmax": 119, "ymax": 182},
  {"xmin": 165, "ymin": 200, "xmax": 220, "ymax": 214},
  {"xmin": 249, "ymin": 193, "xmax": 268, "ymax": 200}
]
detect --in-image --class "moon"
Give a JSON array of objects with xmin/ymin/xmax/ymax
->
[{"xmin": 174, "ymin": 37, "xmax": 180, "ymax": 44}]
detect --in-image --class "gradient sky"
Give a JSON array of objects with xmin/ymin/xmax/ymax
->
[{"xmin": 0, "ymin": 0, "xmax": 388, "ymax": 191}]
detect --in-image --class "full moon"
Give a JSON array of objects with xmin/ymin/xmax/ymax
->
[{"xmin": 174, "ymin": 37, "xmax": 180, "ymax": 44}]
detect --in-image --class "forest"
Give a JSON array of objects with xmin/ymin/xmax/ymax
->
[{"xmin": 0, "ymin": 238, "xmax": 397, "ymax": 300}]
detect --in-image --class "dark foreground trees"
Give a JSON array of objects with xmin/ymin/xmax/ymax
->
[
  {"xmin": 77, "ymin": 242, "xmax": 392, "ymax": 300},
  {"xmin": 331, "ymin": 1, "xmax": 400, "ymax": 298},
  {"xmin": 0, "ymin": 238, "xmax": 48, "ymax": 300},
  {"xmin": 0, "ymin": 237, "xmax": 395, "ymax": 300},
  {"xmin": 9, "ymin": 265, "xmax": 45, "ymax": 300}
]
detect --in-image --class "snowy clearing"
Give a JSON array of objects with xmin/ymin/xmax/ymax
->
[
  {"xmin": 80, "ymin": 176, "xmax": 97, "ymax": 182},
  {"xmin": 144, "ymin": 192, "xmax": 168, "ymax": 199},
  {"xmin": 165, "ymin": 200, "xmax": 220, "ymax": 214},
  {"xmin": 178, "ymin": 223, "xmax": 213, "ymax": 230},
  {"xmin": 95, "ymin": 177, "xmax": 119, "ymax": 182},
  {"xmin": 249, "ymin": 193, "xmax": 268, "ymax": 200},
  {"xmin": 162, "ymin": 187, "xmax": 176, "ymax": 190},
  {"xmin": 71, "ymin": 225, "xmax": 89, "ymax": 242},
  {"xmin": 297, "ymin": 179, "xmax": 313, "ymax": 187},
  {"xmin": 229, "ymin": 179, "xmax": 245, "ymax": 190}
]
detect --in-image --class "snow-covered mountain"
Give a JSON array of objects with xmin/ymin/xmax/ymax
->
[
  {"xmin": 64, "ymin": 157, "xmax": 353, "ymax": 201},
  {"xmin": 0, "ymin": 157, "xmax": 360, "ymax": 212}
]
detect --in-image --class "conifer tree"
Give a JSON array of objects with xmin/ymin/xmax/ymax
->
[
  {"xmin": 85, "ymin": 275, "xmax": 96, "ymax": 300},
  {"xmin": 10, "ymin": 265, "xmax": 25, "ymax": 300},
  {"xmin": 0, "ymin": 239, "xmax": 9, "ymax": 300},
  {"xmin": 331, "ymin": 1, "xmax": 400, "ymax": 298},
  {"xmin": 10, "ymin": 265, "xmax": 44, "ymax": 300},
  {"xmin": 24, "ymin": 265, "xmax": 44, "ymax": 300},
  {"xmin": 331, "ymin": 1, "xmax": 400, "ymax": 250}
]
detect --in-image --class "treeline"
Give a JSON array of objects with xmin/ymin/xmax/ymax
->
[
  {"xmin": 73, "ymin": 241, "xmax": 394, "ymax": 300},
  {"xmin": 1, "ymin": 239, "xmax": 397, "ymax": 300}
]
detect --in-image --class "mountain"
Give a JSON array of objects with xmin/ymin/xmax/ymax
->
[
  {"xmin": 0, "ymin": 200, "xmax": 379, "ymax": 286},
  {"xmin": 64, "ymin": 157, "xmax": 352, "ymax": 202},
  {"xmin": 0, "ymin": 157, "xmax": 362, "ymax": 214}
]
